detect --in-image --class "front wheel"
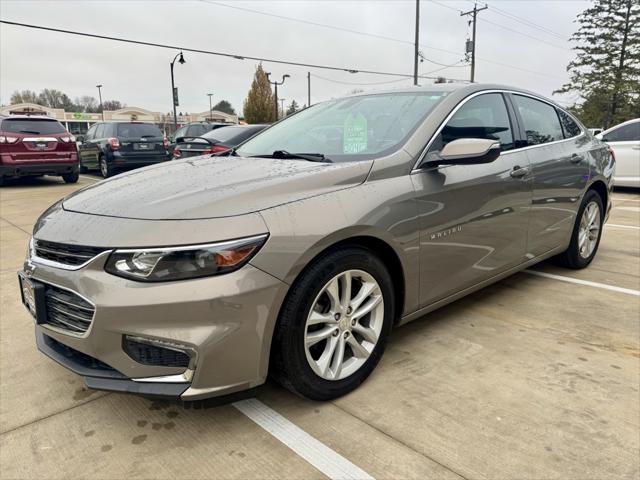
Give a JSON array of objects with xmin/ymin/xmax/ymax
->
[
  {"xmin": 271, "ymin": 247, "xmax": 394, "ymax": 400},
  {"xmin": 554, "ymin": 190, "xmax": 604, "ymax": 269}
]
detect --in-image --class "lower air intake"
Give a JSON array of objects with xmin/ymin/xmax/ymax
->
[{"xmin": 123, "ymin": 337, "xmax": 191, "ymax": 368}]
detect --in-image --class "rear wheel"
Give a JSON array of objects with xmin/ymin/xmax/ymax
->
[
  {"xmin": 271, "ymin": 247, "xmax": 394, "ymax": 400},
  {"xmin": 62, "ymin": 171, "xmax": 79, "ymax": 184},
  {"xmin": 99, "ymin": 155, "xmax": 113, "ymax": 178},
  {"xmin": 554, "ymin": 190, "xmax": 604, "ymax": 269}
]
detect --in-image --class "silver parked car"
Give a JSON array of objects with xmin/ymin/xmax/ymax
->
[{"xmin": 19, "ymin": 84, "xmax": 614, "ymax": 402}]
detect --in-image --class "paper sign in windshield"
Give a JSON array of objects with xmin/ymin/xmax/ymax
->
[{"xmin": 343, "ymin": 113, "xmax": 368, "ymax": 154}]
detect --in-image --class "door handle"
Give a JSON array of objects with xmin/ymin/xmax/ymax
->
[
  {"xmin": 510, "ymin": 166, "xmax": 529, "ymax": 178},
  {"xmin": 570, "ymin": 154, "xmax": 584, "ymax": 164}
]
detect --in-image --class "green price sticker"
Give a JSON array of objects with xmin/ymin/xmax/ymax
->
[{"xmin": 343, "ymin": 113, "xmax": 368, "ymax": 154}]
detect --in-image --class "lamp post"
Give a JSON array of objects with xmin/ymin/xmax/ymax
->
[
  {"xmin": 96, "ymin": 84, "xmax": 104, "ymax": 121},
  {"xmin": 170, "ymin": 51, "xmax": 186, "ymax": 131},
  {"xmin": 265, "ymin": 73, "xmax": 290, "ymax": 120},
  {"xmin": 207, "ymin": 93, "xmax": 213, "ymax": 120}
]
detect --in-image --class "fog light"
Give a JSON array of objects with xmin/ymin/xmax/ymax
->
[{"xmin": 123, "ymin": 335, "xmax": 195, "ymax": 369}]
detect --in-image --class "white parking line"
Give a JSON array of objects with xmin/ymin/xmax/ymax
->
[
  {"xmin": 234, "ymin": 398, "xmax": 375, "ymax": 480},
  {"xmin": 79, "ymin": 175, "xmax": 99, "ymax": 182},
  {"xmin": 616, "ymin": 206, "xmax": 640, "ymax": 212},
  {"xmin": 524, "ymin": 270, "xmax": 640, "ymax": 296},
  {"xmin": 612, "ymin": 198, "xmax": 640, "ymax": 203},
  {"xmin": 606, "ymin": 224, "xmax": 640, "ymax": 230}
]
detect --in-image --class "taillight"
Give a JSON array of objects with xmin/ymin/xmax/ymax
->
[
  {"xmin": 204, "ymin": 145, "xmax": 230, "ymax": 155},
  {"xmin": 107, "ymin": 137, "xmax": 120, "ymax": 150},
  {"xmin": 0, "ymin": 135, "xmax": 19, "ymax": 144},
  {"xmin": 59, "ymin": 135, "xmax": 76, "ymax": 143},
  {"xmin": 163, "ymin": 137, "xmax": 169, "ymax": 149},
  {"xmin": 173, "ymin": 148, "xmax": 181, "ymax": 158}
]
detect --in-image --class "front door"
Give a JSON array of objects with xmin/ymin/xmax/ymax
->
[{"xmin": 411, "ymin": 92, "xmax": 531, "ymax": 307}]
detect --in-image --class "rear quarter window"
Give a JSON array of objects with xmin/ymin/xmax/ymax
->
[
  {"xmin": 1, "ymin": 118, "xmax": 66, "ymax": 134},
  {"xmin": 513, "ymin": 95, "xmax": 564, "ymax": 145},
  {"xmin": 557, "ymin": 110, "xmax": 582, "ymax": 138}
]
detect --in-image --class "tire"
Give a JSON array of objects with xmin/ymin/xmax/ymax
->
[
  {"xmin": 271, "ymin": 247, "xmax": 395, "ymax": 400},
  {"xmin": 554, "ymin": 190, "xmax": 604, "ymax": 269},
  {"xmin": 62, "ymin": 171, "xmax": 79, "ymax": 184},
  {"xmin": 99, "ymin": 154, "xmax": 113, "ymax": 178}
]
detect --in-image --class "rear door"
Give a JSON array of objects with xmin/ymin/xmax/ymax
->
[
  {"xmin": 411, "ymin": 92, "xmax": 532, "ymax": 307},
  {"xmin": 602, "ymin": 121, "xmax": 640, "ymax": 185},
  {"xmin": 510, "ymin": 94, "xmax": 589, "ymax": 256}
]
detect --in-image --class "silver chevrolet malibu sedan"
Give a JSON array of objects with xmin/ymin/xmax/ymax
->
[{"xmin": 19, "ymin": 84, "xmax": 614, "ymax": 402}]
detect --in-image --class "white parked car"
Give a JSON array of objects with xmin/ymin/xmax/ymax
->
[{"xmin": 597, "ymin": 118, "xmax": 639, "ymax": 188}]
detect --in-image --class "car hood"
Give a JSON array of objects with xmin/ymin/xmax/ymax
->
[{"xmin": 62, "ymin": 156, "xmax": 372, "ymax": 220}]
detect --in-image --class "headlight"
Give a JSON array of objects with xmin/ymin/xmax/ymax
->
[{"xmin": 104, "ymin": 234, "xmax": 268, "ymax": 282}]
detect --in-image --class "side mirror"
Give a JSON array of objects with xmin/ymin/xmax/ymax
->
[
  {"xmin": 422, "ymin": 138, "xmax": 501, "ymax": 168},
  {"xmin": 595, "ymin": 133, "xmax": 604, "ymax": 140}
]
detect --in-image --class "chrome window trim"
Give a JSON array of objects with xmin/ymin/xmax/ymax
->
[
  {"xmin": 411, "ymin": 89, "xmax": 586, "ymax": 172},
  {"xmin": 30, "ymin": 238, "xmax": 112, "ymax": 271}
]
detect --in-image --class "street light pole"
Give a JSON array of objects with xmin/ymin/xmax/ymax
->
[
  {"xmin": 170, "ymin": 51, "xmax": 186, "ymax": 131},
  {"xmin": 265, "ymin": 73, "xmax": 290, "ymax": 120},
  {"xmin": 207, "ymin": 93, "xmax": 213, "ymax": 120},
  {"xmin": 413, "ymin": 0, "xmax": 420, "ymax": 86},
  {"xmin": 96, "ymin": 84, "xmax": 104, "ymax": 121}
]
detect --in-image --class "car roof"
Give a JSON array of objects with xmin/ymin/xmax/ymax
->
[
  {"xmin": 345, "ymin": 83, "xmax": 566, "ymax": 109},
  {"xmin": 0, "ymin": 114, "xmax": 59, "ymax": 121},
  {"xmin": 600, "ymin": 118, "xmax": 640, "ymax": 135}
]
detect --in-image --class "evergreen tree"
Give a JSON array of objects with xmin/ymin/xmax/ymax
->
[
  {"xmin": 212, "ymin": 100, "xmax": 236, "ymax": 115},
  {"xmin": 556, "ymin": 0, "xmax": 639, "ymax": 128},
  {"xmin": 285, "ymin": 99, "xmax": 300, "ymax": 116},
  {"xmin": 243, "ymin": 64, "xmax": 275, "ymax": 124}
]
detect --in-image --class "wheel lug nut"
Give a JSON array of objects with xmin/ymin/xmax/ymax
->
[
  {"xmin": 344, "ymin": 331, "xmax": 349, "ymax": 338},
  {"xmin": 334, "ymin": 313, "xmax": 341, "ymax": 320},
  {"xmin": 347, "ymin": 307, "xmax": 352, "ymax": 315},
  {"xmin": 332, "ymin": 329, "xmax": 339, "ymax": 337},
  {"xmin": 351, "ymin": 319, "xmax": 356, "ymax": 326}
]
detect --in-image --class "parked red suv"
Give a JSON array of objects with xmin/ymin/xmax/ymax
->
[{"xmin": 0, "ymin": 115, "xmax": 79, "ymax": 186}]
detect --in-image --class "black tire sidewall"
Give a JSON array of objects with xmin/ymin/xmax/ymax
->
[
  {"xmin": 273, "ymin": 247, "xmax": 395, "ymax": 400},
  {"xmin": 567, "ymin": 190, "xmax": 604, "ymax": 268}
]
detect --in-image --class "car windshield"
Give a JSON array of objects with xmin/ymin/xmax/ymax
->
[
  {"xmin": 1, "ymin": 118, "xmax": 66, "ymax": 134},
  {"xmin": 203, "ymin": 126, "xmax": 261, "ymax": 143},
  {"xmin": 117, "ymin": 123, "xmax": 162, "ymax": 138},
  {"xmin": 236, "ymin": 92, "xmax": 448, "ymax": 162}
]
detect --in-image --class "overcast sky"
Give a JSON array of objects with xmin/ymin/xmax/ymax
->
[{"xmin": 1, "ymin": 0, "xmax": 589, "ymax": 115}]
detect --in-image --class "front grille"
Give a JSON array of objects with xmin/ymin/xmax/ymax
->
[
  {"xmin": 44, "ymin": 285, "xmax": 95, "ymax": 334},
  {"xmin": 34, "ymin": 239, "xmax": 107, "ymax": 267},
  {"xmin": 123, "ymin": 337, "xmax": 191, "ymax": 368}
]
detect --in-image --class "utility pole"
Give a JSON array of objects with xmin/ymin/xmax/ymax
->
[
  {"xmin": 460, "ymin": 3, "xmax": 488, "ymax": 83},
  {"xmin": 207, "ymin": 93, "xmax": 213, "ymax": 120},
  {"xmin": 96, "ymin": 84, "xmax": 104, "ymax": 121},
  {"xmin": 413, "ymin": 0, "xmax": 420, "ymax": 86},
  {"xmin": 307, "ymin": 72, "xmax": 311, "ymax": 107},
  {"xmin": 279, "ymin": 98, "xmax": 286, "ymax": 118},
  {"xmin": 265, "ymin": 73, "xmax": 290, "ymax": 121}
]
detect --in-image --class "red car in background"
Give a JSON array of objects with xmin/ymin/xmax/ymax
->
[{"xmin": 0, "ymin": 115, "xmax": 79, "ymax": 186}]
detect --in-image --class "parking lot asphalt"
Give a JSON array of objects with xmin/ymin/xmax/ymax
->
[{"xmin": 1, "ymin": 175, "xmax": 638, "ymax": 480}]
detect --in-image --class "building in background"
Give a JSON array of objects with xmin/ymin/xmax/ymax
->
[{"xmin": 0, "ymin": 103, "xmax": 238, "ymax": 135}]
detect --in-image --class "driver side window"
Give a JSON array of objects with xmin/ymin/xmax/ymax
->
[{"xmin": 427, "ymin": 93, "xmax": 515, "ymax": 160}]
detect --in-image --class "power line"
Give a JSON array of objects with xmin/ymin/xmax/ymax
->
[
  {"xmin": 311, "ymin": 74, "xmax": 413, "ymax": 86},
  {"xmin": 0, "ymin": 20, "xmax": 470, "ymax": 82},
  {"xmin": 476, "ymin": 1, "xmax": 569, "ymax": 41}
]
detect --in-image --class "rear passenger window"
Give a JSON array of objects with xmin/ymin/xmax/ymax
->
[
  {"xmin": 513, "ymin": 95, "xmax": 564, "ymax": 145},
  {"xmin": 428, "ymin": 93, "xmax": 515, "ymax": 155},
  {"xmin": 603, "ymin": 122, "xmax": 640, "ymax": 142},
  {"xmin": 557, "ymin": 110, "xmax": 582, "ymax": 138},
  {"xmin": 94, "ymin": 124, "xmax": 105, "ymax": 139}
]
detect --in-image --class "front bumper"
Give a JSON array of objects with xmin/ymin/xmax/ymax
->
[{"xmin": 22, "ymin": 248, "xmax": 287, "ymax": 401}]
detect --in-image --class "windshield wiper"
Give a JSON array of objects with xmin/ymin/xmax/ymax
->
[{"xmin": 250, "ymin": 150, "xmax": 332, "ymax": 163}]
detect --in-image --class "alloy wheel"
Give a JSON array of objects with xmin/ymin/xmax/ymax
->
[
  {"xmin": 304, "ymin": 269, "xmax": 384, "ymax": 381},
  {"xmin": 100, "ymin": 157, "xmax": 108, "ymax": 178},
  {"xmin": 578, "ymin": 201, "xmax": 600, "ymax": 259}
]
